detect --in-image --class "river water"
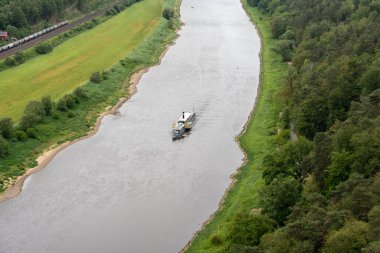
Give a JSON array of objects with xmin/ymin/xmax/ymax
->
[{"xmin": 0, "ymin": 0, "xmax": 260, "ymax": 252}]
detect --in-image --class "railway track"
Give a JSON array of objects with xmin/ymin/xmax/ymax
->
[{"xmin": 0, "ymin": 5, "xmax": 113, "ymax": 59}]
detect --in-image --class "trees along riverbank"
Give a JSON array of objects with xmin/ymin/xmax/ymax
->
[
  {"xmin": 187, "ymin": 0, "xmax": 380, "ymax": 252},
  {"xmin": 0, "ymin": 0, "xmax": 181, "ymax": 194}
]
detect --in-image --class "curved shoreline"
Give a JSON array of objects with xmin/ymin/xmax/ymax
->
[
  {"xmin": 180, "ymin": 1, "xmax": 264, "ymax": 251},
  {"xmin": 0, "ymin": 44, "xmax": 174, "ymax": 204}
]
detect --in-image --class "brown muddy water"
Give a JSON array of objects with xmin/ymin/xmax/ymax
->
[{"xmin": 0, "ymin": 0, "xmax": 260, "ymax": 252}]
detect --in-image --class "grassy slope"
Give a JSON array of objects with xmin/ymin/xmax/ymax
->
[
  {"xmin": 0, "ymin": 0, "xmax": 163, "ymax": 121},
  {"xmin": 0, "ymin": 0, "xmax": 180, "ymax": 189},
  {"xmin": 185, "ymin": 3, "xmax": 288, "ymax": 252}
]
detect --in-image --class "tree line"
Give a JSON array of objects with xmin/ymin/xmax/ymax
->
[{"xmin": 226, "ymin": 0, "xmax": 380, "ymax": 252}]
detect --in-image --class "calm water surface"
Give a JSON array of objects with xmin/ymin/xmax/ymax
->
[{"xmin": 0, "ymin": 0, "xmax": 260, "ymax": 252}]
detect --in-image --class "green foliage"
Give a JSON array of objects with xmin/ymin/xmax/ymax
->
[
  {"xmin": 67, "ymin": 111, "xmax": 75, "ymax": 118},
  {"xmin": 261, "ymin": 177, "xmax": 301, "ymax": 224},
  {"xmin": 35, "ymin": 42, "xmax": 53, "ymax": 54},
  {"xmin": 4, "ymin": 57, "xmax": 15, "ymax": 67},
  {"xmin": 273, "ymin": 39, "xmax": 294, "ymax": 62},
  {"xmin": 228, "ymin": 213, "xmax": 276, "ymax": 247},
  {"xmin": 14, "ymin": 52, "xmax": 25, "ymax": 64},
  {"xmin": 162, "ymin": 8, "xmax": 174, "ymax": 20},
  {"xmin": 368, "ymin": 205, "xmax": 380, "ymax": 242},
  {"xmin": 210, "ymin": 234, "xmax": 222, "ymax": 246},
  {"xmin": 15, "ymin": 130, "xmax": 27, "ymax": 141},
  {"xmin": 0, "ymin": 136, "xmax": 9, "ymax": 158},
  {"xmin": 324, "ymin": 219, "xmax": 369, "ymax": 253},
  {"xmin": 90, "ymin": 71, "xmax": 102, "ymax": 83},
  {"xmin": 26, "ymin": 128, "xmax": 37, "ymax": 138},
  {"xmin": 73, "ymin": 87, "xmax": 88, "ymax": 99},
  {"xmin": 262, "ymin": 136, "xmax": 313, "ymax": 184},
  {"xmin": 41, "ymin": 96, "xmax": 53, "ymax": 115},
  {"xmin": 0, "ymin": 117, "xmax": 13, "ymax": 139},
  {"xmin": 19, "ymin": 100, "xmax": 46, "ymax": 130}
]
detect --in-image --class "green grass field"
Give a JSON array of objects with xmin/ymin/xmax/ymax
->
[
  {"xmin": 185, "ymin": 3, "xmax": 288, "ymax": 252},
  {"xmin": 0, "ymin": 0, "xmax": 163, "ymax": 121}
]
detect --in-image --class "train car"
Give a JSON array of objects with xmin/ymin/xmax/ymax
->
[
  {"xmin": 8, "ymin": 43, "xmax": 14, "ymax": 48},
  {"xmin": 0, "ymin": 47, "xmax": 3, "ymax": 53},
  {"xmin": 54, "ymin": 25, "xmax": 58, "ymax": 29},
  {"xmin": 14, "ymin": 41, "xmax": 20, "ymax": 46},
  {"xmin": 20, "ymin": 39, "xmax": 25, "ymax": 43},
  {"xmin": 42, "ymin": 29, "xmax": 47, "ymax": 34}
]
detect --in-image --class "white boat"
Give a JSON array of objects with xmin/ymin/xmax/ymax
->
[{"xmin": 172, "ymin": 111, "xmax": 196, "ymax": 139}]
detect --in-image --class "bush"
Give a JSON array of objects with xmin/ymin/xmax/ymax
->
[
  {"xmin": 14, "ymin": 52, "xmax": 25, "ymax": 64},
  {"xmin": 52, "ymin": 113, "xmax": 60, "ymax": 119},
  {"xmin": 41, "ymin": 96, "xmax": 53, "ymax": 115},
  {"xmin": 26, "ymin": 128, "xmax": 37, "ymax": 138},
  {"xmin": 20, "ymin": 100, "xmax": 46, "ymax": 130},
  {"xmin": 0, "ymin": 117, "xmax": 13, "ymax": 139},
  {"xmin": 64, "ymin": 94, "xmax": 76, "ymax": 109},
  {"xmin": 0, "ymin": 136, "xmax": 9, "ymax": 158},
  {"xmin": 4, "ymin": 57, "xmax": 15, "ymax": 66},
  {"xmin": 73, "ymin": 87, "xmax": 87, "ymax": 99},
  {"xmin": 162, "ymin": 8, "xmax": 175, "ymax": 20},
  {"xmin": 56, "ymin": 98, "xmax": 68, "ymax": 111},
  {"xmin": 15, "ymin": 130, "xmax": 27, "ymax": 141},
  {"xmin": 210, "ymin": 234, "xmax": 223, "ymax": 245},
  {"xmin": 67, "ymin": 111, "xmax": 75, "ymax": 118},
  {"xmin": 248, "ymin": 0, "xmax": 260, "ymax": 7},
  {"xmin": 273, "ymin": 39, "xmax": 295, "ymax": 62},
  {"xmin": 228, "ymin": 213, "xmax": 277, "ymax": 247},
  {"xmin": 102, "ymin": 70, "xmax": 110, "ymax": 80},
  {"xmin": 90, "ymin": 72, "xmax": 102, "ymax": 83},
  {"xmin": 35, "ymin": 42, "xmax": 53, "ymax": 54}
]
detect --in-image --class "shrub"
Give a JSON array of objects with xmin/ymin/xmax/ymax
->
[
  {"xmin": 64, "ymin": 94, "xmax": 76, "ymax": 109},
  {"xmin": 0, "ymin": 117, "xmax": 13, "ymax": 139},
  {"xmin": 210, "ymin": 234, "xmax": 223, "ymax": 245},
  {"xmin": 56, "ymin": 98, "xmax": 68, "ymax": 111},
  {"xmin": 74, "ymin": 87, "xmax": 87, "ymax": 99},
  {"xmin": 4, "ymin": 57, "xmax": 15, "ymax": 66},
  {"xmin": 90, "ymin": 72, "xmax": 102, "ymax": 83},
  {"xmin": 67, "ymin": 111, "xmax": 75, "ymax": 118},
  {"xmin": 228, "ymin": 213, "xmax": 277, "ymax": 246},
  {"xmin": 274, "ymin": 39, "xmax": 295, "ymax": 62},
  {"xmin": 26, "ymin": 128, "xmax": 37, "ymax": 138},
  {"xmin": 248, "ymin": 0, "xmax": 260, "ymax": 7},
  {"xmin": 35, "ymin": 42, "xmax": 53, "ymax": 54},
  {"xmin": 52, "ymin": 112, "xmax": 60, "ymax": 119},
  {"xmin": 0, "ymin": 136, "xmax": 9, "ymax": 157},
  {"xmin": 162, "ymin": 8, "xmax": 175, "ymax": 20},
  {"xmin": 15, "ymin": 130, "xmax": 27, "ymax": 141},
  {"xmin": 52, "ymin": 113, "xmax": 60, "ymax": 119},
  {"xmin": 14, "ymin": 52, "xmax": 25, "ymax": 64},
  {"xmin": 41, "ymin": 96, "xmax": 53, "ymax": 115},
  {"xmin": 20, "ymin": 100, "xmax": 46, "ymax": 130},
  {"xmin": 102, "ymin": 70, "xmax": 110, "ymax": 80}
]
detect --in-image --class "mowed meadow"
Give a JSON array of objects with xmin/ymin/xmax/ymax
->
[{"xmin": 0, "ymin": 0, "xmax": 163, "ymax": 121}]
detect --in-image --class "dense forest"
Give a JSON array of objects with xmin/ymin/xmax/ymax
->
[
  {"xmin": 228, "ymin": 0, "xmax": 380, "ymax": 252},
  {"xmin": 0, "ymin": 0, "xmax": 114, "ymax": 38}
]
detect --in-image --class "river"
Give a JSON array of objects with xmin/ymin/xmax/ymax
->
[{"xmin": 0, "ymin": 0, "xmax": 260, "ymax": 252}]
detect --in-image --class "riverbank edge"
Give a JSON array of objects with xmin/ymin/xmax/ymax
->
[
  {"xmin": 0, "ymin": 1, "xmax": 182, "ymax": 204},
  {"xmin": 183, "ymin": 1, "xmax": 288, "ymax": 252}
]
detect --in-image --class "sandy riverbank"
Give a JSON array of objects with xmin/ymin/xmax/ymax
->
[{"xmin": 0, "ymin": 44, "xmax": 174, "ymax": 204}]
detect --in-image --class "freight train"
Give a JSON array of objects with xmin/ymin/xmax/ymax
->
[{"xmin": 0, "ymin": 21, "xmax": 69, "ymax": 53}]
